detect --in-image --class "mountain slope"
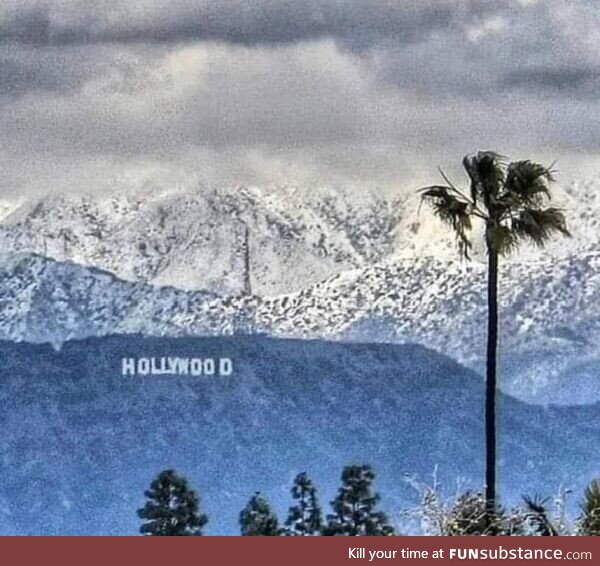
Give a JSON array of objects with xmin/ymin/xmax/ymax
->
[
  {"xmin": 1, "ymin": 251, "xmax": 597, "ymax": 404},
  {"xmin": 0, "ymin": 186, "xmax": 404, "ymax": 295},
  {"xmin": 0, "ymin": 253, "xmax": 219, "ymax": 343},
  {"xmin": 1, "ymin": 175, "xmax": 596, "ymax": 296},
  {"xmin": 0, "ymin": 335, "xmax": 598, "ymax": 535},
  {"xmin": 199, "ymin": 253, "xmax": 600, "ymax": 404}
]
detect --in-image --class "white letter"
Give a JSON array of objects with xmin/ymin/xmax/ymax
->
[
  {"xmin": 122, "ymin": 358, "xmax": 136, "ymax": 376},
  {"xmin": 166, "ymin": 358, "xmax": 178, "ymax": 375},
  {"xmin": 138, "ymin": 358, "xmax": 150, "ymax": 375},
  {"xmin": 203, "ymin": 359, "xmax": 215, "ymax": 376},
  {"xmin": 174, "ymin": 358, "xmax": 190, "ymax": 375},
  {"xmin": 219, "ymin": 358, "xmax": 233, "ymax": 376},
  {"xmin": 151, "ymin": 357, "xmax": 168, "ymax": 375},
  {"xmin": 190, "ymin": 358, "xmax": 203, "ymax": 376}
]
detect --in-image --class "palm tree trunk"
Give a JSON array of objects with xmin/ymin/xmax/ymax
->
[{"xmin": 485, "ymin": 233, "xmax": 499, "ymax": 525}]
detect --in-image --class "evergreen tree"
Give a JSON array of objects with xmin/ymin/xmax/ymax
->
[
  {"xmin": 137, "ymin": 469, "xmax": 208, "ymax": 536},
  {"xmin": 579, "ymin": 479, "xmax": 600, "ymax": 536},
  {"xmin": 240, "ymin": 492, "xmax": 280, "ymax": 536},
  {"xmin": 324, "ymin": 465, "xmax": 395, "ymax": 536},
  {"xmin": 419, "ymin": 153, "xmax": 569, "ymax": 522},
  {"xmin": 284, "ymin": 472, "xmax": 322, "ymax": 536}
]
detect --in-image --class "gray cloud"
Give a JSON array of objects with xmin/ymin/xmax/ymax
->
[
  {"xmin": 0, "ymin": 56, "xmax": 63, "ymax": 97},
  {"xmin": 0, "ymin": 1, "xmax": 508, "ymax": 47},
  {"xmin": 503, "ymin": 66, "xmax": 600, "ymax": 95},
  {"xmin": 0, "ymin": 0, "xmax": 599, "ymax": 199},
  {"xmin": 0, "ymin": 46, "xmax": 103, "ymax": 98}
]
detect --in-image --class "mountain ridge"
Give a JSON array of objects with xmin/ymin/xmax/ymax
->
[
  {"xmin": 0, "ymin": 179, "xmax": 597, "ymax": 405},
  {"xmin": 0, "ymin": 250, "xmax": 597, "ymax": 404},
  {"xmin": 0, "ymin": 176, "xmax": 596, "ymax": 294},
  {"xmin": 0, "ymin": 185, "xmax": 404, "ymax": 295}
]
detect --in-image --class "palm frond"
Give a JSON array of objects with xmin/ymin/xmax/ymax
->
[
  {"xmin": 505, "ymin": 160, "xmax": 554, "ymax": 206},
  {"xmin": 579, "ymin": 480, "xmax": 600, "ymax": 536},
  {"xmin": 512, "ymin": 207, "xmax": 571, "ymax": 247},
  {"xmin": 478, "ymin": 150, "xmax": 508, "ymax": 162},
  {"xmin": 489, "ymin": 224, "xmax": 518, "ymax": 257},
  {"xmin": 462, "ymin": 154, "xmax": 495, "ymax": 205},
  {"xmin": 582, "ymin": 480, "xmax": 600, "ymax": 515},
  {"xmin": 463, "ymin": 152, "xmax": 506, "ymax": 209},
  {"xmin": 523, "ymin": 495, "xmax": 559, "ymax": 536},
  {"xmin": 462, "ymin": 155, "xmax": 480, "ymax": 205},
  {"xmin": 419, "ymin": 185, "xmax": 473, "ymax": 258}
]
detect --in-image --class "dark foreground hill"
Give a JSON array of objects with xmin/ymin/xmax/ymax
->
[{"xmin": 0, "ymin": 335, "xmax": 597, "ymax": 535}]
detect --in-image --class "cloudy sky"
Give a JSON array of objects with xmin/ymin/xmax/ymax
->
[{"xmin": 1, "ymin": 0, "xmax": 599, "ymax": 198}]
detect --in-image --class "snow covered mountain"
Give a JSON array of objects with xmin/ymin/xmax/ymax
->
[
  {"xmin": 0, "ymin": 185, "xmax": 404, "ymax": 296},
  {"xmin": 0, "ymin": 250, "xmax": 597, "ymax": 404},
  {"xmin": 0, "ymin": 177, "xmax": 597, "ymax": 404},
  {"xmin": 252, "ymin": 253, "xmax": 600, "ymax": 404},
  {"xmin": 0, "ymin": 176, "xmax": 596, "ymax": 295},
  {"xmin": 0, "ymin": 253, "xmax": 219, "ymax": 344},
  {"xmin": 395, "ymin": 175, "xmax": 599, "ymax": 262}
]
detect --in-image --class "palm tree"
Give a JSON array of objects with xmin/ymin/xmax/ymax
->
[
  {"xmin": 579, "ymin": 479, "xmax": 600, "ymax": 535},
  {"xmin": 419, "ymin": 152, "xmax": 570, "ymax": 522}
]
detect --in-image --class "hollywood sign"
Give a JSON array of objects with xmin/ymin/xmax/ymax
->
[{"xmin": 122, "ymin": 357, "xmax": 234, "ymax": 377}]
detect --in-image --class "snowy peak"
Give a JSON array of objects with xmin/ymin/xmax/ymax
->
[
  {"xmin": 391, "ymin": 175, "xmax": 599, "ymax": 263},
  {"xmin": 0, "ymin": 178, "xmax": 598, "ymax": 404},
  {"xmin": 0, "ymin": 176, "xmax": 596, "ymax": 296},
  {"xmin": 0, "ymin": 186, "xmax": 405, "ymax": 295}
]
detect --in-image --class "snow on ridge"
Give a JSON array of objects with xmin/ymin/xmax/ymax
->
[
  {"xmin": 0, "ymin": 185, "xmax": 406, "ymax": 296},
  {"xmin": 0, "ymin": 174, "xmax": 597, "ymax": 294},
  {"xmin": 0, "ymin": 248, "xmax": 597, "ymax": 404},
  {"xmin": 0, "ymin": 175, "xmax": 598, "ymax": 403}
]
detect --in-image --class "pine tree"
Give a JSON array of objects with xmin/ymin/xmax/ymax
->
[
  {"xmin": 240, "ymin": 492, "xmax": 281, "ymax": 536},
  {"xmin": 324, "ymin": 465, "xmax": 395, "ymax": 536},
  {"xmin": 284, "ymin": 472, "xmax": 322, "ymax": 536},
  {"xmin": 579, "ymin": 479, "xmax": 600, "ymax": 536},
  {"xmin": 137, "ymin": 469, "xmax": 208, "ymax": 536}
]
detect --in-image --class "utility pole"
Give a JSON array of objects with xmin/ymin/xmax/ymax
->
[
  {"xmin": 242, "ymin": 223, "xmax": 252, "ymax": 297},
  {"xmin": 233, "ymin": 220, "xmax": 255, "ymax": 336}
]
